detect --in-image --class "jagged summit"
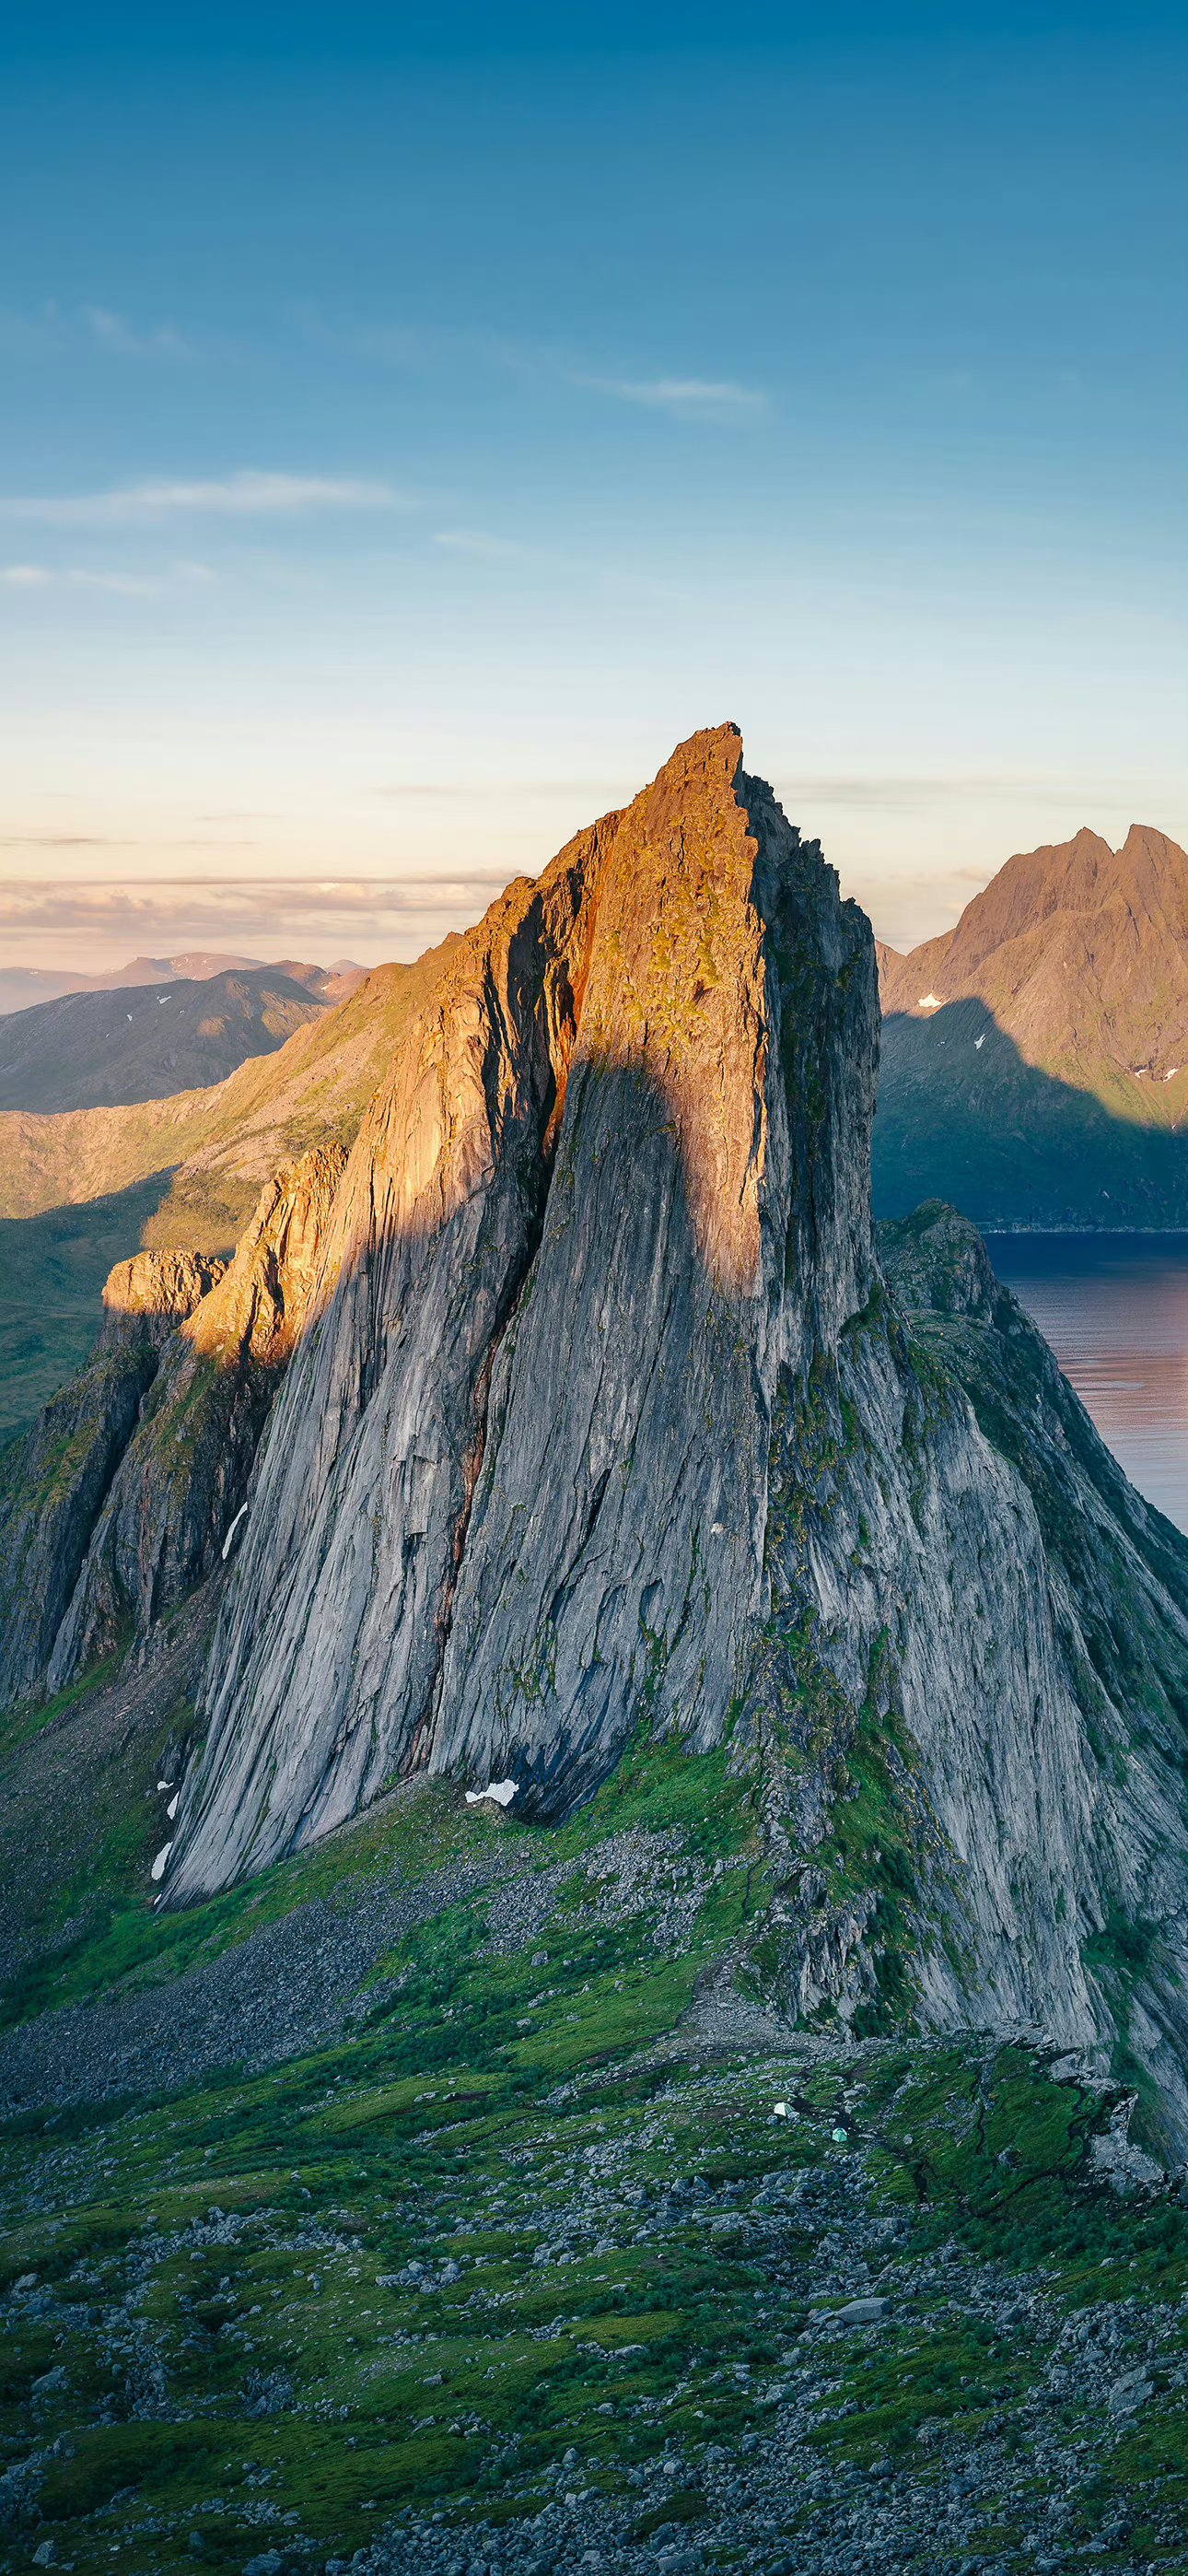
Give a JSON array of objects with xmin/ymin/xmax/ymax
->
[{"xmin": 879, "ymin": 820, "xmax": 1188, "ymax": 1082}]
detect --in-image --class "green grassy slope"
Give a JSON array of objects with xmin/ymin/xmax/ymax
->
[
  {"xmin": 0, "ymin": 1178, "xmax": 172, "ymax": 1438},
  {"xmin": 2, "ymin": 1730, "xmax": 1186, "ymax": 2574}
]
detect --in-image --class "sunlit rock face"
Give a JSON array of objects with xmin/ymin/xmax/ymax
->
[
  {"xmin": 100, "ymin": 1248, "xmax": 227, "ymax": 1340},
  {"xmin": 425, "ymin": 736, "xmax": 876, "ymax": 1813}
]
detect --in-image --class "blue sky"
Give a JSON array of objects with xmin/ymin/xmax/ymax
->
[{"xmin": 1, "ymin": 1, "xmax": 1184, "ymax": 970}]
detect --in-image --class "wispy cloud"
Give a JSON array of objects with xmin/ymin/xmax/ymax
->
[
  {"xmin": 294, "ymin": 307, "xmax": 541, "ymax": 382},
  {"xmin": 0, "ymin": 560, "xmax": 215, "ymax": 597},
  {"xmin": 434, "ymin": 529, "xmax": 532, "ymax": 559},
  {"xmin": 299, "ymin": 308, "xmax": 766, "ymax": 421},
  {"xmin": 373, "ymin": 776, "xmax": 620, "ymax": 802},
  {"xmin": 0, "ymin": 301, "xmax": 206, "ymax": 361},
  {"xmin": 0, "ymin": 472, "xmax": 405, "ymax": 528},
  {"xmin": 573, "ymin": 373, "xmax": 765, "ymax": 416},
  {"xmin": 0, "ymin": 872, "xmax": 512, "ymax": 943},
  {"xmin": 79, "ymin": 305, "xmax": 198, "ymax": 361},
  {"xmin": 776, "ymin": 773, "xmax": 1165, "ymax": 814}
]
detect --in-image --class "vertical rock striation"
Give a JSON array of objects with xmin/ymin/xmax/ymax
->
[
  {"xmin": 877, "ymin": 1206, "xmax": 1188, "ymax": 2146},
  {"xmin": 426, "ymin": 744, "xmax": 875, "ymax": 1809},
  {"xmin": 168, "ymin": 725, "xmax": 872, "ymax": 1890},
  {"xmin": 165, "ymin": 837, "xmax": 603, "ymax": 1893}
]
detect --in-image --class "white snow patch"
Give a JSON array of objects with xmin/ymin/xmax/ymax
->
[
  {"xmin": 157, "ymin": 1779, "xmax": 171, "ymax": 1792},
  {"xmin": 465, "ymin": 1778, "xmax": 518, "ymax": 1808},
  {"xmin": 221, "ymin": 1502, "xmax": 249, "ymax": 1561},
  {"xmin": 916, "ymin": 992, "xmax": 941, "ymax": 1009},
  {"xmin": 167, "ymin": 1792, "xmax": 180, "ymax": 1820},
  {"xmin": 974, "ymin": 1034, "xmax": 984, "ymax": 1049},
  {"xmin": 150, "ymin": 1842, "xmax": 173, "ymax": 1882}
]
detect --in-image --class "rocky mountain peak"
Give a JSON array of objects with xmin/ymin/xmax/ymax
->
[
  {"xmin": 881, "ymin": 819, "xmax": 1188, "ymax": 1013},
  {"xmin": 4, "ymin": 727, "xmax": 1188, "ymax": 2161},
  {"xmin": 878, "ymin": 816, "xmax": 1188, "ymax": 1133},
  {"xmin": 166, "ymin": 727, "xmax": 875, "ymax": 1895}
]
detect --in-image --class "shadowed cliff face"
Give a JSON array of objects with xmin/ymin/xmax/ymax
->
[
  {"xmin": 168, "ymin": 727, "xmax": 875, "ymax": 1892},
  {"xmin": 874, "ymin": 1207, "xmax": 1188, "ymax": 2150},
  {"xmin": 46, "ymin": 1143, "xmax": 349, "ymax": 1692}
]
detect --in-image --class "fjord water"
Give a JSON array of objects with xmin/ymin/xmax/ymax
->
[{"xmin": 988, "ymin": 1233, "xmax": 1188, "ymax": 1535}]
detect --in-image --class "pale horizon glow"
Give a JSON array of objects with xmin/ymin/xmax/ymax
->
[{"xmin": 3, "ymin": 769, "xmax": 1183, "ymax": 979}]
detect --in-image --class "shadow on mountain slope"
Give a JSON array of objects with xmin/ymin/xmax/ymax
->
[
  {"xmin": 0, "ymin": 1146, "xmax": 346, "ymax": 1722},
  {"xmin": 0, "ymin": 1170, "xmax": 179, "ymax": 1438},
  {"xmin": 874, "ymin": 1001, "xmax": 1188, "ymax": 1229}
]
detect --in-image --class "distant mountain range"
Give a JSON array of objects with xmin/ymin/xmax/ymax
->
[
  {"xmin": 874, "ymin": 824, "xmax": 1188, "ymax": 1228},
  {"xmin": 0, "ymin": 951, "xmax": 367, "ymax": 1020},
  {"xmin": 0, "ymin": 967, "xmax": 330, "ymax": 1115}
]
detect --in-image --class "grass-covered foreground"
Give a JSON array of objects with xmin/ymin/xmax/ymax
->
[{"xmin": 2, "ymin": 1739, "xmax": 1187, "ymax": 2575}]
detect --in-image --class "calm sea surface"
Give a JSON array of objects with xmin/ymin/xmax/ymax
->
[{"xmin": 987, "ymin": 1233, "xmax": 1188, "ymax": 1537}]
